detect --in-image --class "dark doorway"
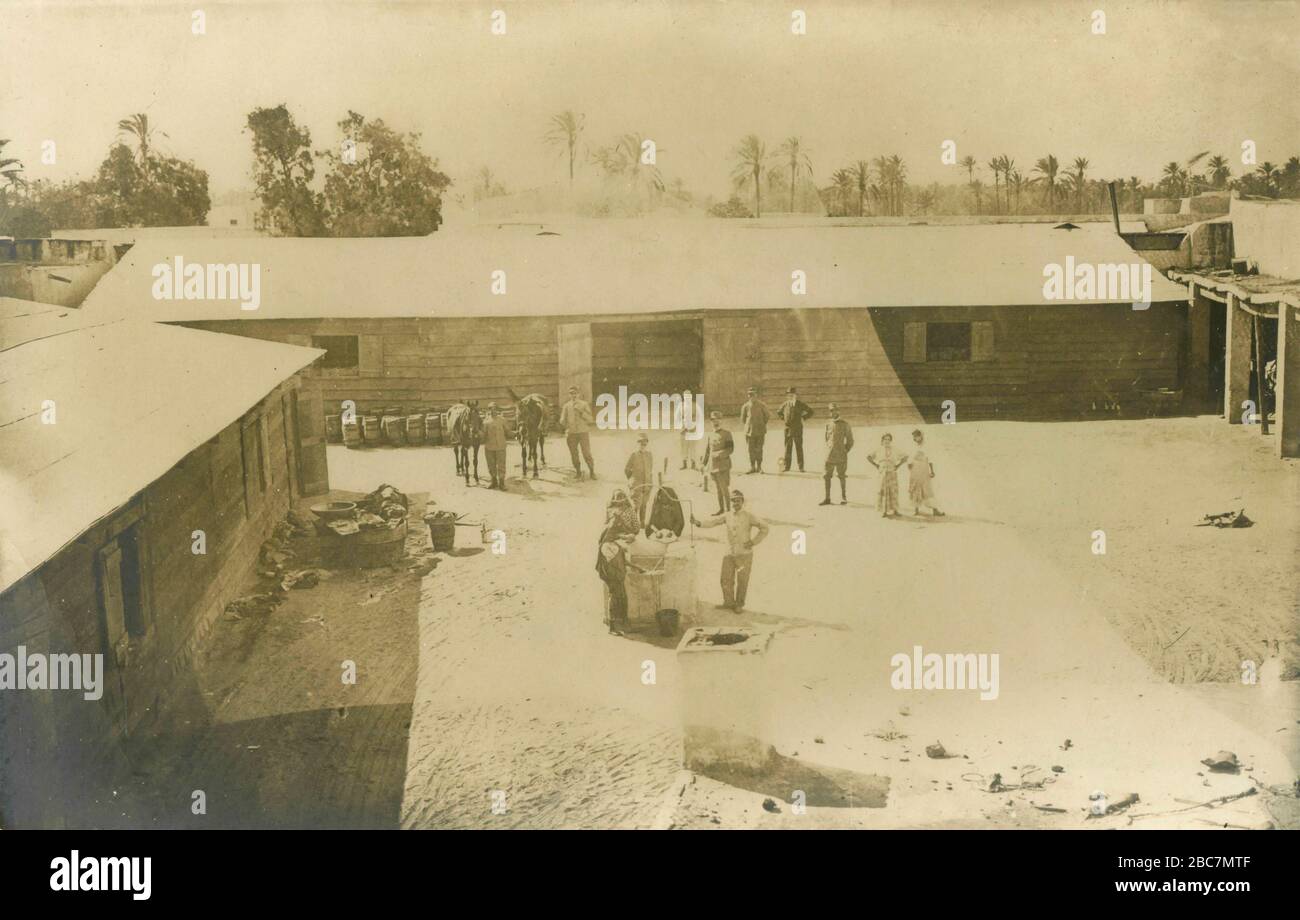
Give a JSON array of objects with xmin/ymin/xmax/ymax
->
[
  {"xmin": 1207, "ymin": 299, "xmax": 1226, "ymax": 412},
  {"xmin": 591, "ymin": 319, "xmax": 702, "ymax": 399}
]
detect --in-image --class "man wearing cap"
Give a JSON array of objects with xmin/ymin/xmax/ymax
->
[
  {"xmin": 482, "ymin": 402, "xmax": 510, "ymax": 490},
  {"xmin": 559, "ymin": 384, "xmax": 597, "ymax": 480},
  {"xmin": 822, "ymin": 403, "xmax": 854, "ymax": 506},
  {"xmin": 624, "ymin": 432, "xmax": 655, "ymax": 525},
  {"xmin": 776, "ymin": 386, "xmax": 814, "ymax": 473},
  {"xmin": 739, "ymin": 386, "xmax": 770, "ymax": 474},
  {"xmin": 691, "ymin": 489, "xmax": 769, "ymax": 613},
  {"xmin": 702, "ymin": 411, "xmax": 734, "ymax": 514}
]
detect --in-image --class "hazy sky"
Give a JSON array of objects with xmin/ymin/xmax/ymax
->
[{"xmin": 3, "ymin": 0, "xmax": 1297, "ymax": 201}]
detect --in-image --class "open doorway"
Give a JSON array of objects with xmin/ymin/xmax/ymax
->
[{"xmin": 591, "ymin": 319, "xmax": 703, "ymax": 399}]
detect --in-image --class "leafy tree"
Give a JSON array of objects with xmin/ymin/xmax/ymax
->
[
  {"xmin": 319, "ymin": 111, "xmax": 451, "ymax": 236},
  {"xmin": 246, "ymin": 104, "xmax": 326, "ymax": 236}
]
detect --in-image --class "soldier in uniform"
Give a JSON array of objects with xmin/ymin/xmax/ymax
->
[
  {"xmin": 703, "ymin": 410, "xmax": 734, "ymax": 514},
  {"xmin": 559, "ymin": 384, "xmax": 597, "ymax": 480},
  {"xmin": 739, "ymin": 386, "xmax": 770, "ymax": 474},
  {"xmin": 482, "ymin": 403, "xmax": 510, "ymax": 490},
  {"xmin": 623, "ymin": 432, "xmax": 655, "ymax": 525},
  {"xmin": 821, "ymin": 403, "xmax": 854, "ymax": 506}
]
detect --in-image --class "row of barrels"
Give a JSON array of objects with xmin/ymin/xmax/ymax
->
[
  {"xmin": 325, "ymin": 405, "xmax": 519, "ymax": 449},
  {"xmin": 326, "ymin": 409, "xmax": 447, "ymax": 448}
]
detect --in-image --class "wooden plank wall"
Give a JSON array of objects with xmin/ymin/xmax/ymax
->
[
  {"xmin": 0, "ymin": 377, "xmax": 303, "ymax": 827},
  {"xmin": 747, "ymin": 304, "xmax": 1183, "ymax": 423},
  {"xmin": 182, "ymin": 317, "xmax": 566, "ymax": 416}
]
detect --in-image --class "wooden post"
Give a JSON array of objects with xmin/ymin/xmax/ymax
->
[
  {"xmin": 1276, "ymin": 303, "xmax": 1300, "ymax": 458},
  {"xmin": 1253, "ymin": 312, "xmax": 1269, "ymax": 434},
  {"xmin": 1224, "ymin": 294, "xmax": 1252, "ymax": 424}
]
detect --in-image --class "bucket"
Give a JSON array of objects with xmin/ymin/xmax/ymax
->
[
  {"xmin": 405, "ymin": 414, "xmax": 426, "ymax": 443},
  {"xmin": 382, "ymin": 415, "xmax": 406, "ymax": 445},
  {"xmin": 325, "ymin": 414, "xmax": 343, "ymax": 443},
  {"xmin": 424, "ymin": 510, "xmax": 457, "ymax": 552},
  {"xmin": 655, "ymin": 608, "xmax": 680, "ymax": 637}
]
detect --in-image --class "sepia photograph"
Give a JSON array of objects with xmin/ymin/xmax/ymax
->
[{"xmin": 0, "ymin": 0, "xmax": 1297, "ymax": 883}]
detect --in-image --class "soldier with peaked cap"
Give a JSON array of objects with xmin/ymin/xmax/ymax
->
[
  {"xmin": 702, "ymin": 410, "xmax": 734, "ymax": 514},
  {"xmin": 559, "ymin": 384, "xmax": 597, "ymax": 480},
  {"xmin": 624, "ymin": 432, "xmax": 654, "ymax": 525},
  {"xmin": 739, "ymin": 386, "xmax": 770, "ymax": 474},
  {"xmin": 821, "ymin": 403, "xmax": 854, "ymax": 506}
]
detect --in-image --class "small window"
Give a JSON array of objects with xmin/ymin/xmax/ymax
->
[
  {"xmin": 926, "ymin": 323, "xmax": 971, "ymax": 362},
  {"xmin": 240, "ymin": 416, "xmax": 267, "ymax": 513},
  {"xmin": 312, "ymin": 335, "xmax": 360, "ymax": 370}
]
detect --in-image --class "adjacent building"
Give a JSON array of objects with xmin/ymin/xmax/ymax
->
[
  {"xmin": 0, "ymin": 299, "xmax": 324, "ymax": 827},
  {"xmin": 79, "ymin": 220, "xmax": 1187, "ymax": 424}
]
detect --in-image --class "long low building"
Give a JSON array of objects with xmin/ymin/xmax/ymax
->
[
  {"xmin": 79, "ymin": 220, "xmax": 1188, "ymax": 422},
  {"xmin": 0, "ymin": 299, "xmax": 325, "ymax": 827}
]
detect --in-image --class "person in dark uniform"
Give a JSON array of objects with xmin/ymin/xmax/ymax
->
[
  {"xmin": 703, "ymin": 411, "xmax": 734, "ymax": 514},
  {"xmin": 777, "ymin": 386, "xmax": 814, "ymax": 473},
  {"xmin": 739, "ymin": 386, "xmax": 770, "ymax": 474},
  {"xmin": 821, "ymin": 403, "xmax": 854, "ymax": 506}
]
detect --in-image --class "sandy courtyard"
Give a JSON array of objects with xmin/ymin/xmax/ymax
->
[{"xmin": 309, "ymin": 415, "xmax": 1297, "ymax": 830}]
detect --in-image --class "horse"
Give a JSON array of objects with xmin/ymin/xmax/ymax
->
[
  {"xmin": 509, "ymin": 389, "xmax": 550, "ymax": 479},
  {"xmin": 446, "ymin": 400, "xmax": 484, "ymax": 485}
]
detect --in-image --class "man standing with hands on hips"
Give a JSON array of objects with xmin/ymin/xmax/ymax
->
[
  {"xmin": 691, "ymin": 489, "xmax": 769, "ymax": 613},
  {"xmin": 560, "ymin": 384, "xmax": 597, "ymax": 480}
]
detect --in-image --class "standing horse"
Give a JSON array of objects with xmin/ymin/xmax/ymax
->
[
  {"xmin": 446, "ymin": 401, "xmax": 484, "ymax": 485},
  {"xmin": 510, "ymin": 389, "xmax": 549, "ymax": 479}
]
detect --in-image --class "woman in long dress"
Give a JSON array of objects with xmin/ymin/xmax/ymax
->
[
  {"xmin": 907, "ymin": 428, "xmax": 945, "ymax": 516},
  {"xmin": 867, "ymin": 433, "xmax": 906, "ymax": 518}
]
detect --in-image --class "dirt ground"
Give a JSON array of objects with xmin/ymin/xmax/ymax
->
[{"xmin": 125, "ymin": 415, "xmax": 1298, "ymax": 829}]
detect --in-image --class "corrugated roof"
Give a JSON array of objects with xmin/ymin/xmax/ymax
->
[
  {"xmin": 0, "ymin": 304, "xmax": 324, "ymax": 594},
  {"xmin": 80, "ymin": 221, "xmax": 1187, "ymax": 321}
]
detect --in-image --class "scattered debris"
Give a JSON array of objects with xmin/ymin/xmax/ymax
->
[
  {"xmin": 1060, "ymin": 739, "xmax": 1073, "ymax": 751},
  {"xmin": 1196, "ymin": 508, "xmax": 1253, "ymax": 528},
  {"xmin": 1201, "ymin": 750, "xmax": 1241, "ymax": 774},
  {"xmin": 1090, "ymin": 792, "xmax": 1140, "ymax": 817},
  {"xmin": 224, "ymin": 591, "xmax": 284, "ymax": 618},
  {"xmin": 281, "ymin": 569, "xmax": 319, "ymax": 590},
  {"xmin": 925, "ymin": 742, "xmax": 949, "ymax": 759},
  {"xmin": 814, "ymin": 736, "xmax": 824, "ymax": 744},
  {"xmin": 897, "ymin": 705, "xmax": 911, "ymax": 717},
  {"xmin": 762, "ymin": 798, "xmax": 780, "ymax": 813},
  {"xmin": 870, "ymin": 723, "xmax": 908, "ymax": 742},
  {"xmin": 1032, "ymin": 803, "xmax": 1067, "ymax": 814},
  {"xmin": 1050, "ymin": 765, "xmax": 1065, "ymax": 773}
]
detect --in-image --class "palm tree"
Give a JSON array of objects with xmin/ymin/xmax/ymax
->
[
  {"xmin": 1033, "ymin": 155, "xmax": 1060, "ymax": 211},
  {"xmin": 831, "ymin": 168, "xmax": 855, "ymax": 216},
  {"xmin": 999, "ymin": 156, "xmax": 1015, "ymax": 213},
  {"xmin": 731, "ymin": 135, "xmax": 768, "ymax": 217},
  {"xmin": 852, "ymin": 160, "xmax": 871, "ymax": 216},
  {"xmin": 543, "ymin": 110, "xmax": 584, "ymax": 186},
  {"xmin": 1007, "ymin": 169, "xmax": 1024, "ymax": 214},
  {"xmin": 593, "ymin": 133, "xmax": 665, "ymax": 195},
  {"xmin": 887, "ymin": 155, "xmax": 907, "ymax": 216},
  {"xmin": 1255, "ymin": 162, "xmax": 1280, "ymax": 197},
  {"xmin": 0, "ymin": 138, "xmax": 24, "ymax": 206},
  {"xmin": 960, "ymin": 155, "xmax": 977, "ymax": 185},
  {"xmin": 1070, "ymin": 157, "xmax": 1090, "ymax": 212},
  {"xmin": 986, "ymin": 157, "xmax": 1002, "ymax": 215},
  {"xmin": 116, "ymin": 113, "xmax": 165, "ymax": 175},
  {"xmin": 776, "ymin": 136, "xmax": 813, "ymax": 213},
  {"xmin": 970, "ymin": 178, "xmax": 985, "ymax": 214},
  {"xmin": 1206, "ymin": 155, "xmax": 1230, "ymax": 189},
  {"xmin": 1161, "ymin": 161, "xmax": 1188, "ymax": 197},
  {"xmin": 1128, "ymin": 176, "xmax": 1143, "ymax": 212}
]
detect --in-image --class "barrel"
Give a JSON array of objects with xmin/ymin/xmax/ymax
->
[
  {"xmin": 382, "ymin": 415, "xmax": 406, "ymax": 445},
  {"xmin": 361, "ymin": 415, "xmax": 382, "ymax": 443},
  {"xmin": 425, "ymin": 412, "xmax": 442, "ymax": 445},
  {"xmin": 405, "ymin": 414, "xmax": 426, "ymax": 443},
  {"xmin": 342, "ymin": 418, "xmax": 362, "ymax": 448},
  {"xmin": 424, "ymin": 510, "xmax": 457, "ymax": 552},
  {"xmin": 325, "ymin": 414, "xmax": 343, "ymax": 443}
]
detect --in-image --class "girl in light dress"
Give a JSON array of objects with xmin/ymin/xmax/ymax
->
[
  {"xmin": 867, "ymin": 433, "xmax": 907, "ymax": 518},
  {"xmin": 907, "ymin": 429, "xmax": 944, "ymax": 517}
]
